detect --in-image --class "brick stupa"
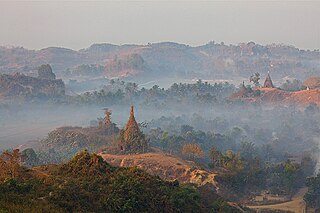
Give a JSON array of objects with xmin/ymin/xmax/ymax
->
[
  {"xmin": 263, "ymin": 72, "xmax": 274, "ymax": 88},
  {"xmin": 119, "ymin": 105, "xmax": 148, "ymax": 153},
  {"xmin": 124, "ymin": 105, "xmax": 140, "ymax": 141}
]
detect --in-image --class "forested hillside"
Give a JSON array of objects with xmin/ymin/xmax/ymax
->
[
  {"xmin": 0, "ymin": 42, "xmax": 319, "ymax": 82},
  {"xmin": 0, "ymin": 149, "xmax": 245, "ymax": 213}
]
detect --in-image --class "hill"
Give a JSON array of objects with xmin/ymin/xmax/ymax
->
[
  {"xmin": 38, "ymin": 124, "xmax": 119, "ymax": 163},
  {"xmin": 99, "ymin": 152, "xmax": 219, "ymax": 188},
  {"xmin": 257, "ymin": 88, "xmax": 320, "ymax": 107},
  {"xmin": 303, "ymin": 76, "xmax": 320, "ymax": 89},
  {"xmin": 0, "ymin": 42, "xmax": 319, "ymax": 83},
  {"xmin": 0, "ymin": 73, "xmax": 65, "ymax": 100},
  {"xmin": 230, "ymin": 87, "xmax": 320, "ymax": 107},
  {"xmin": 0, "ymin": 150, "xmax": 244, "ymax": 213}
]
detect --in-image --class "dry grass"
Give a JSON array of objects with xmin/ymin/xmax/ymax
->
[{"xmin": 99, "ymin": 151, "xmax": 219, "ymax": 188}]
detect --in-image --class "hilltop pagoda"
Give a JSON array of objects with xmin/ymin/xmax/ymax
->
[
  {"xmin": 118, "ymin": 106, "xmax": 148, "ymax": 153},
  {"xmin": 263, "ymin": 72, "xmax": 274, "ymax": 88}
]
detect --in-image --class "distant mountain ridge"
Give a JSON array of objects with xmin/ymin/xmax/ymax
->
[{"xmin": 0, "ymin": 41, "xmax": 319, "ymax": 82}]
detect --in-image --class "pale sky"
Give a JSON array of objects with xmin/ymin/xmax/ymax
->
[{"xmin": 0, "ymin": 1, "xmax": 319, "ymax": 50}]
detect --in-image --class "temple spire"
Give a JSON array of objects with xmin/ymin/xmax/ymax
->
[
  {"xmin": 124, "ymin": 105, "xmax": 140, "ymax": 141},
  {"xmin": 119, "ymin": 105, "xmax": 148, "ymax": 153},
  {"xmin": 263, "ymin": 72, "xmax": 274, "ymax": 88},
  {"xmin": 130, "ymin": 105, "xmax": 134, "ymax": 118}
]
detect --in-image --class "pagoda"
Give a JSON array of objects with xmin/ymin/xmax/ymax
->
[
  {"xmin": 263, "ymin": 72, "xmax": 274, "ymax": 88},
  {"xmin": 118, "ymin": 106, "xmax": 148, "ymax": 153},
  {"xmin": 124, "ymin": 106, "xmax": 140, "ymax": 141}
]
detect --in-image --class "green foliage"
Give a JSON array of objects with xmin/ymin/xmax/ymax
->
[
  {"xmin": 280, "ymin": 79, "xmax": 302, "ymax": 91},
  {"xmin": 38, "ymin": 64, "xmax": 56, "ymax": 80},
  {"xmin": 304, "ymin": 174, "xmax": 320, "ymax": 209},
  {"xmin": 21, "ymin": 148, "xmax": 39, "ymax": 167},
  {"xmin": 250, "ymin": 72, "xmax": 260, "ymax": 87},
  {"xmin": 0, "ymin": 150, "xmax": 226, "ymax": 213},
  {"xmin": 39, "ymin": 126, "xmax": 116, "ymax": 163},
  {"xmin": 150, "ymin": 127, "xmax": 236, "ymax": 157},
  {"xmin": 216, "ymin": 157, "xmax": 305, "ymax": 196},
  {"xmin": 239, "ymin": 141, "xmax": 256, "ymax": 161},
  {"xmin": 169, "ymin": 184, "xmax": 201, "ymax": 212},
  {"xmin": 69, "ymin": 80, "xmax": 235, "ymax": 107},
  {"xmin": 58, "ymin": 150, "xmax": 113, "ymax": 177},
  {"xmin": 211, "ymin": 198, "xmax": 235, "ymax": 213}
]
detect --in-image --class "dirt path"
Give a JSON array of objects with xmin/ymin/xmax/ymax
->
[{"xmin": 248, "ymin": 187, "xmax": 308, "ymax": 213}]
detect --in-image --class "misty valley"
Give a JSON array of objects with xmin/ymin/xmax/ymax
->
[{"xmin": 0, "ymin": 51, "xmax": 320, "ymax": 213}]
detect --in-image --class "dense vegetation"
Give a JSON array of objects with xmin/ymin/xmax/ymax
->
[
  {"xmin": 37, "ymin": 126, "xmax": 117, "ymax": 164},
  {"xmin": 1, "ymin": 70, "xmax": 320, "ymax": 212},
  {"xmin": 304, "ymin": 174, "xmax": 320, "ymax": 211},
  {"xmin": 0, "ymin": 150, "xmax": 243, "ymax": 213},
  {"xmin": 65, "ymin": 64, "xmax": 104, "ymax": 77},
  {"xmin": 20, "ymin": 100, "xmax": 318, "ymax": 203},
  {"xmin": 67, "ymin": 79, "xmax": 236, "ymax": 107},
  {"xmin": 148, "ymin": 124, "xmax": 314, "ymax": 198}
]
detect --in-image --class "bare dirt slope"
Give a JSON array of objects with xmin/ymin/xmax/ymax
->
[
  {"xmin": 240, "ymin": 88, "xmax": 320, "ymax": 107},
  {"xmin": 248, "ymin": 187, "xmax": 308, "ymax": 213},
  {"xmin": 99, "ymin": 152, "xmax": 219, "ymax": 189}
]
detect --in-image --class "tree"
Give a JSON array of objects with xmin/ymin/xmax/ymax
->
[
  {"xmin": 180, "ymin": 125, "xmax": 194, "ymax": 135},
  {"xmin": 239, "ymin": 141, "xmax": 256, "ymax": 161},
  {"xmin": 280, "ymin": 79, "xmax": 302, "ymax": 91},
  {"xmin": 209, "ymin": 148, "xmax": 223, "ymax": 168},
  {"xmin": 21, "ymin": 148, "xmax": 39, "ymax": 167},
  {"xmin": 0, "ymin": 149, "xmax": 22, "ymax": 180},
  {"xmin": 38, "ymin": 64, "xmax": 56, "ymax": 80},
  {"xmin": 182, "ymin": 143, "xmax": 204, "ymax": 160},
  {"xmin": 283, "ymin": 160, "xmax": 302, "ymax": 192},
  {"xmin": 223, "ymin": 150, "xmax": 244, "ymax": 172},
  {"xmin": 249, "ymin": 72, "xmax": 260, "ymax": 87},
  {"xmin": 103, "ymin": 108, "xmax": 112, "ymax": 128},
  {"xmin": 304, "ymin": 174, "xmax": 320, "ymax": 209}
]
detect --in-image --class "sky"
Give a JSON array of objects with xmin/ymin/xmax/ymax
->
[{"xmin": 0, "ymin": 1, "xmax": 319, "ymax": 50}]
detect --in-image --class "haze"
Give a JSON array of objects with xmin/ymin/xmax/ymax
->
[{"xmin": 0, "ymin": 1, "xmax": 319, "ymax": 50}]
